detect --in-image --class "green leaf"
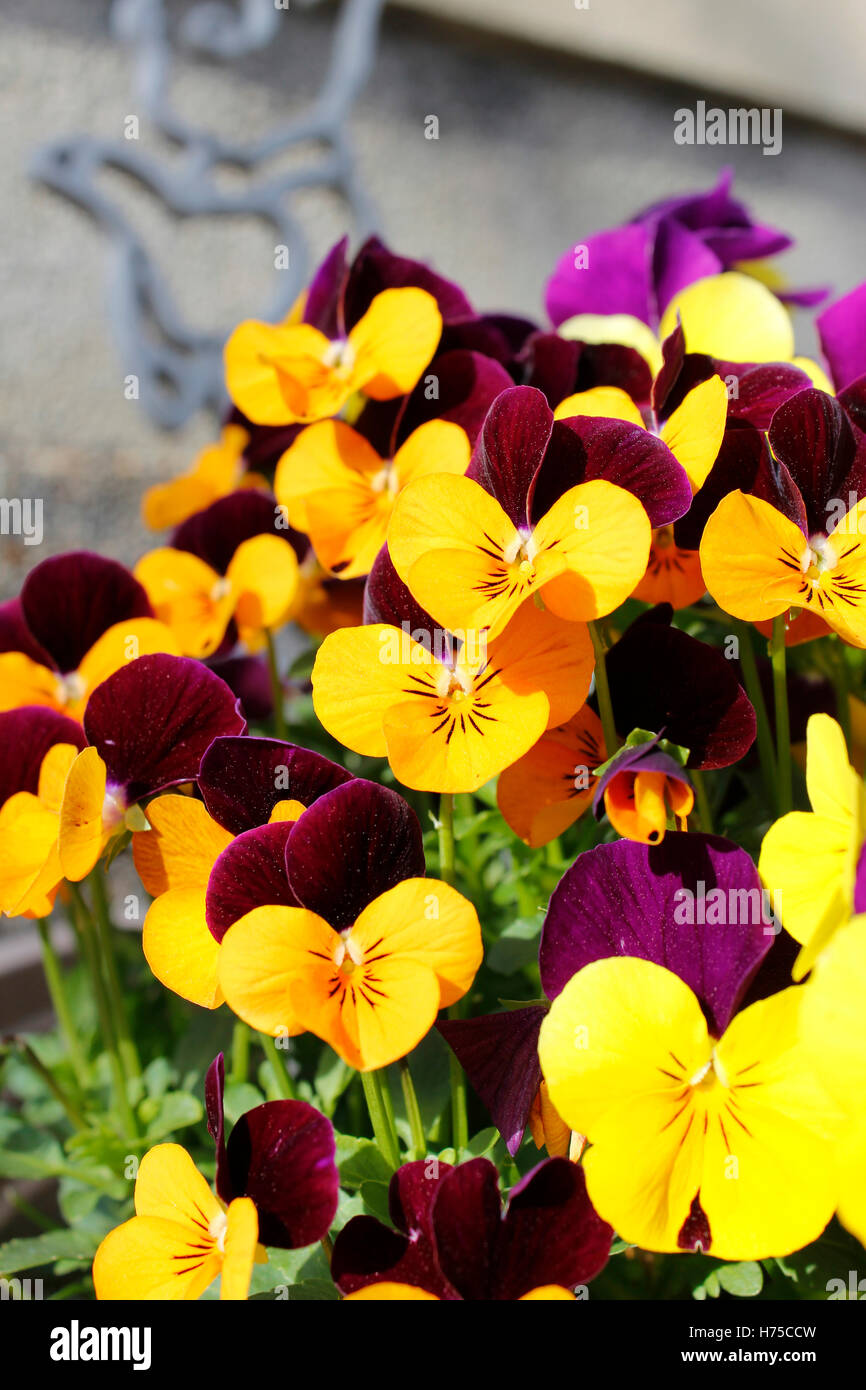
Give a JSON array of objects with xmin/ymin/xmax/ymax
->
[
  {"xmin": 466, "ymin": 1128, "xmax": 498, "ymax": 1158},
  {"xmin": 335, "ymin": 1136, "xmax": 392, "ymax": 1190},
  {"xmin": 360, "ymin": 1180, "xmax": 392, "ymax": 1225},
  {"xmin": 140, "ymin": 1092, "xmax": 203, "ymax": 1140},
  {"xmin": 0, "ymin": 1229, "xmax": 101, "ymax": 1276},
  {"xmin": 717, "ymin": 1261, "xmax": 764, "ymax": 1298},
  {"xmin": 487, "ymin": 917, "xmax": 542, "ymax": 975},
  {"xmin": 0, "ymin": 1122, "xmax": 63, "ymax": 1180},
  {"xmin": 223, "ymin": 1082, "xmax": 266, "ymax": 1128}
]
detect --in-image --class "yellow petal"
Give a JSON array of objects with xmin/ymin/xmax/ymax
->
[
  {"xmin": 134, "ymin": 549, "xmax": 233, "ymax": 658},
  {"xmin": 218, "ymin": 904, "xmax": 319, "ymax": 1038},
  {"xmin": 132, "ymin": 794, "xmax": 233, "ymax": 896},
  {"xmin": 350, "ymin": 876, "xmax": 482, "ymax": 1008},
  {"xmin": 553, "ymin": 386, "xmax": 644, "ymax": 426},
  {"xmin": 224, "ymin": 320, "xmax": 336, "ymax": 425},
  {"xmin": 142, "ymin": 887, "xmax": 224, "ymax": 1009},
  {"xmin": 135, "ymin": 1142, "xmax": 222, "ymax": 1225},
  {"xmin": 274, "ymin": 419, "xmax": 384, "ymax": 535},
  {"xmin": 532, "ymin": 480, "xmax": 652, "ymax": 622},
  {"xmin": 343, "ymin": 1283, "xmax": 440, "ymax": 1300},
  {"xmin": 659, "ymin": 376, "xmax": 728, "ymax": 492},
  {"xmin": 0, "ymin": 652, "xmax": 63, "ymax": 715},
  {"xmin": 0, "ymin": 792, "xmax": 61, "ymax": 916},
  {"xmin": 220, "ymin": 1197, "xmax": 258, "ymax": 1301},
  {"xmin": 497, "ymin": 706, "xmax": 605, "ymax": 848},
  {"xmin": 539, "ymin": 956, "xmax": 708, "ymax": 1253},
  {"xmin": 311, "ymin": 623, "xmax": 426, "ymax": 759},
  {"xmin": 659, "ymin": 272, "xmax": 795, "ymax": 363},
  {"xmin": 93, "ymin": 1215, "xmax": 221, "ymax": 1301},
  {"xmin": 392, "ymin": 419, "xmax": 471, "ymax": 486},
  {"xmin": 227, "ymin": 533, "xmax": 300, "ymax": 631},
  {"xmin": 58, "ymin": 747, "xmax": 114, "ymax": 881},
  {"xmin": 699, "ymin": 491, "xmax": 806, "ymax": 621},
  {"xmin": 348, "ymin": 288, "xmax": 442, "ymax": 400}
]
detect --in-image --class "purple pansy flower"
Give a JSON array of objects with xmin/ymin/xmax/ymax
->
[
  {"xmin": 206, "ymin": 1053, "xmax": 339, "ymax": 1249},
  {"xmin": 332, "ymin": 1156, "xmax": 612, "ymax": 1299},
  {"xmin": 441, "ymin": 832, "xmax": 778, "ymax": 1154},
  {"xmin": 546, "ymin": 169, "xmax": 824, "ymax": 331}
]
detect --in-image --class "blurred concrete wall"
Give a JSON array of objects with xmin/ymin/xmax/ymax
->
[{"xmin": 1, "ymin": 0, "xmax": 865, "ymax": 595}]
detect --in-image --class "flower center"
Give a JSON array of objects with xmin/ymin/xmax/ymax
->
[
  {"xmin": 502, "ymin": 531, "xmax": 538, "ymax": 573},
  {"xmin": 688, "ymin": 1049, "xmax": 729, "ymax": 1090},
  {"xmin": 801, "ymin": 533, "xmax": 838, "ymax": 581},
  {"xmin": 335, "ymin": 935, "xmax": 364, "ymax": 976},
  {"xmin": 210, "ymin": 577, "xmax": 232, "ymax": 602},
  {"xmin": 208, "ymin": 1211, "xmax": 229, "ymax": 1252},
  {"xmin": 435, "ymin": 664, "xmax": 474, "ymax": 702},
  {"xmin": 57, "ymin": 670, "xmax": 87, "ymax": 707},
  {"xmin": 322, "ymin": 338, "xmax": 356, "ymax": 375}
]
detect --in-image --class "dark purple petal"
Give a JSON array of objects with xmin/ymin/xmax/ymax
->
[
  {"xmin": 363, "ymin": 545, "xmax": 438, "ymax": 634},
  {"xmin": 437, "ymin": 1007, "xmax": 545, "ymax": 1156},
  {"xmin": 767, "ymin": 389, "xmax": 862, "ymax": 536},
  {"xmin": 303, "ymin": 236, "xmax": 349, "ymax": 338},
  {"xmin": 429, "ymin": 1158, "xmax": 503, "ymax": 1301},
  {"xmin": 818, "ymin": 282, "xmax": 866, "ymax": 391},
  {"xmin": 531, "ymin": 416, "xmax": 691, "ymax": 528},
  {"xmin": 840, "ymin": 375, "xmax": 866, "ymax": 438},
  {"xmin": 592, "ymin": 739, "xmax": 692, "ymax": 822},
  {"xmin": 395, "ymin": 349, "xmax": 513, "ymax": 448},
  {"xmin": 225, "ymin": 1099, "xmax": 339, "ymax": 1248},
  {"xmin": 199, "ymin": 735, "xmax": 351, "ymax": 836},
  {"xmin": 208, "ymin": 655, "xmax": 273, "ymax": 724},
  {"xmin": 523, "ymin": 331, "xmax": 653, "ymax": 409},
  {"xmin": 605, "ymin": 608, "xmax": 756, "ymax": 769},
  {"xmin": 206, "ymin": 821, "xmax": 297, "ymax": 942},
  {"xmin": 673, "ymin": 424, "xmax": 804, "ymax": 551},
  {"xmin": 539, "ymin": 833, "xmax": 774, "ymax": 1035},
  {"xmin": 0, "ymin": 706, "xmax": 86, "ymax": 807},
  {"xmin": 440, "ymin": 312, "xmax": 537, "ymax": 367},
  {"xmin": 333, "ymin": 1160, "xmax": 456, "ymax": 1298},
  {"xmin": 652, "ymin": 322, "xmax": 713, "ymax": 421},
  {"xmin": 492, "ymin": 1159, "xmax": 612, "ymax": 1298},
  {"xmin": 284, "ymin": 780, "xmax": 425, "ymax": 929},
  {"xmin": 728, "ymin": 364, "xmax": 815, "ymax": 430},
  {"xmin": 545, "ymin": 223, "xmax": 654, "ymax": 327},
  {"xmin": 205, "ymin": 1052, "xmax": 229, "ymax": 1203},
  {"xmin": 83, "ymin": 654, "xmax": 246, "ymax": 803},
  {"xmin": 466, "ymin": 386, "xmax": 554, "ymax": 529},
  {"xmin": 21, "ymin": 553, "xmax": 152, "ymax": 675},
  {"xmin": 388, "ymin": 1158, "xmax": 448, "ymax": 1241},
  {"xmin": 0, "ymin": 598, "xmax": 52, "ymax": 664},
  {"xmin": 172, "ymin": 490, "xmax": 302, "ymax": 573},
  {"xmin": 737, "ymin": 925, "xmax": 800, "ymax": 1008},
  {"xmin": 343, "ymin": 236, "xmax": 473, "ymax": 330}
]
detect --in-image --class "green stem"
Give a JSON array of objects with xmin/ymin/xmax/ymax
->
[
  {"xmin": 734, "ymin": 620, "xmax": 777, "ymax": 810},
  {"xmin": 690, "ymin": 770, "xmax": 714, "ymax": 836},
  {"xmin": 36, "ymin": 918, "xmax": 87, "ymax": 1089},
  {"xmin": 587, "ymin": 621, "xmax": 619, "ymax": 757},
  {"xmin": 259, "ymin": 1033, "xmax": 295, "ymax": 1099},
  {"xmin": 832, "ymin": 640, "xmax": 852, "ymax": 748},
  {"xmin": 6, "ymin": 1038, "xmax": 88, "ymax": 1131},
  {"xmin": 399, "ymin": 1058, "xmax": 427, "ymax": 1160},
  {"xmin": 90, "ymin": 871, "xmax": 142, "ymax": 1080},
  {"xmin": 320, "ymin": 1232, "xmax": 333, "ymax": 1267},
  {"xmin": 770, "ymin": 614, "xmax": 793, "ymax": 816},
  {"xmin": 68, "ymin": 884, "xmax": 138, "ymax": 1139},
  {"xmin": 264, "ymin": 628, "xmax": 287, "ymax": 740},
  {"xmin": 361, "ymin": 1069, "xmax": 401, "ymax": 1170},
  {"xmin": 437, "ymin": 792, "xmax": 455, "ymax": 886},
  {"xmin": 231, "ymin": 1021, "xmax": 251, "ymax": 1085},
  {"xmin": 436, "ymin": 792, "xmax": 468, "ymax": 1153}
]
